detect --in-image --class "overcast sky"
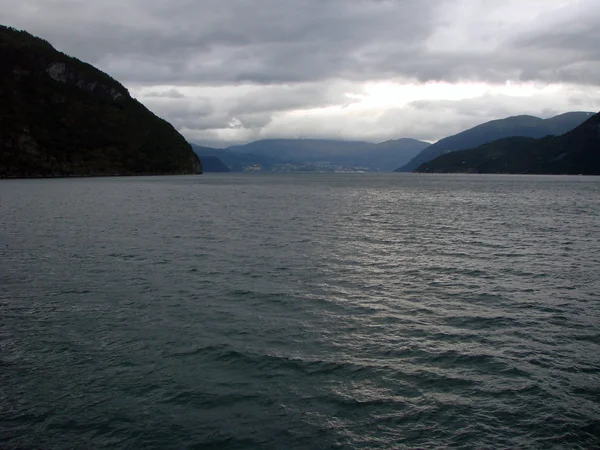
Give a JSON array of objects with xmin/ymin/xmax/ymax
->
[{"xmin": 3, "ymin": 0, "xmax": 600, "ymax": 147}]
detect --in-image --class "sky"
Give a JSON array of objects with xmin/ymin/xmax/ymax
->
[{"xmin": 2, "ymin": 0, "xmax": 600, "ymax": 147}]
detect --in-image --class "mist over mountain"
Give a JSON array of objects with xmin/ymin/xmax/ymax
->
[
  {"xmin": 395, "ymin": 112, "xmax": 594, "ymax": 172},
  {"xmin": 416, "ymin": 112, "xmax": 600, "ymax": 174},
  {"xmin": 224, "ymin": 138, "xmax": 429, "ymax": 172},
  {"xmin": 194, "ymin": 113, "xmax": 596, "ymax": 174},
  {"xmin": 200, "ymin": 156, "xmax": 231, "ymax": 172},
  {"xmin": 0, "ymin": 25, "xmax": 201, "ymax": 178},
  {"xmin": 191, "ymin": 144, "xmax": 277, "ymax": 172}
]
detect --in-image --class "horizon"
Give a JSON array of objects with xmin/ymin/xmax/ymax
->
[{"xmin": 191, "ymin": 110, "xmax": 597, "ymax": 149}]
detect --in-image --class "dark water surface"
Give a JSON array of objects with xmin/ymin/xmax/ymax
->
[{"xmin": 1, "ymin": 173, "xmax": 600, "ymax": 449}]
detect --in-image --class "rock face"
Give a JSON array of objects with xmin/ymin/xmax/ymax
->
[
  {"xmin": 0, "ymin": 25, "xmax": 202, "ymax": 177},
  {"xmin": 416, "ymin": 112, "xmax": 600, "ymax": 174}
]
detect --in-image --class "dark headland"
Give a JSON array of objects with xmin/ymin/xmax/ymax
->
[
  {"xmin": 0, "ymin": 25, "xmax": 202, "ymax": 178},
  {"xmin": 416, "ymin": 111, "xmax": 600, "ymax": 175},
  {"xmin": 395, "ymin": 112, "xmax": 594, "ymax": 172}
]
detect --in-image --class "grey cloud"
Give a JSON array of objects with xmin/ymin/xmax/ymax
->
[
  {"xmin": 1, "ymin": 0, "xmax": 440, "ymax": 84},
  {"xmin": 4, "ymin": 0, "xmax": 598, "ymax": 86},
  {"xmin": 227, "ymin": 82, "xmax": 358, "ymax": 115},
  {"xmin": 144, "ymin": 88, "xmax": 186, "ymax": 98},
  {"xmin": 231, "ymin": 112, "xmax": 273, "ymax": 130},
  {"xmin": 4, "ymin": 0, "xmax": 600, "ymax": 87},
  {"xmin": 3, "ymin": 0, "xmax": 600, "ymax": 86},
  {"xmin": 2, "ymin": 0, "xmax": 600, "ymax": 146},
  {"xmin": 198, "ymin": 87, "xmax": 599, "ymax": 146},
  {"xmin": 257, "ymin": 93, "xmax": 590, "ymax": 144},
  {"xmin": 135, "ymin": 80, "xmax": 359, "ymax": 135}
]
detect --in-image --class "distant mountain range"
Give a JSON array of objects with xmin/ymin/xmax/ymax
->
[
  {"xmin": 0, "ymin": 25, "xmax": 201, "ymax": 177},
  {"xmin": 200, "ymin": 156, "xmax": 231, "ymax": 172},
  {"xmin": 5, "ymin": 22, "xmax": 592, "ymax": 178},
  {"xmin": 193, "ymin": 138, "xmax": 430, "ymax": 172},
  {"xmin": 191, "ymin": 145, "xmax": 277, "ymax": 172},
  {"xmin": 416, "ymin": 111, "xmax": 600, "ymax": 174},
  {"xmin": 5, "ymin": 22, "xmax": 433, "ymax": 177},
  {"xmin": 395, "ymin": 112, "xmax": 594, "ymax": 172},
  {"xmin": 196, "ymin": 113, "xmax": 595, "ymax": 174}
]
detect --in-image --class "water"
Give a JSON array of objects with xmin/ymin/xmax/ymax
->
[{"xmin": 1, "ymin": 173, "xmax": 599, "ymax": 449}]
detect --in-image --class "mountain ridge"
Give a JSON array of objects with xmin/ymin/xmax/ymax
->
[
  {"xmin": 0, "ymin": 25, "xmax": 202, "ymax": 178},
  {"xmin": 416, "ymin": 111, "xmax": 600, "ymax": 174},
  {"xmin": 200, "ymin": 156, "xmax": 231, "ymax": 172},
  {"xmin": 191, "ymin": 144, "xmax": 277, "ymax": 172},
  {"xmin": 223, "ymin": 137, "xmax": 430, "ymax": 171},
  {"xmin": 395, "ymin": 112, "xmax": 594, "ymax": 172}
]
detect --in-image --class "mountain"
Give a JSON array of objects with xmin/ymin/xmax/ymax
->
[
  {"xmin": 368, "ymin": 139, "xmax": 433, "ymax": 171},
  {"xmin": 416, "ymin": 112, "xmax": 600, "ymax": 174},
  {"xmin": 191, "ymin": 144, "xmax": 277, "ymax": 172},
  {"xmin": 395, "ymin": 112, "xmax": 594, "ymax": 172},
  {"xmin": 200, "ymin": 156, "xmax": 231, "ymax": 172},
  {"xmin": 0, "ymin": 25, "xmax": 201, "ymax": 177},
  {"xmin": 225, "ymin": 138, "xmax": 430, "ymax": 172}
]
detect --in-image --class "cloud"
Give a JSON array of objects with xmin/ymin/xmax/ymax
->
[
  {"xmin": 144, "ymin": 88, "xmax": 185, "ymax": 98},
  {"xmin": 142, "ymin": 80, "xmax": 600, "ymax": 147},
  {"xmin": 2, "ymin": 0, "xmax": 600, "ymax": 146},
  {"xmin": 8, "ymin": 0, "xmax": 593, "ymax": 86}
]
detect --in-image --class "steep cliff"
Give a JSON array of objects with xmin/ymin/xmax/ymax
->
[{"xmin": 0, "ymin": 25, "xmax": 202, "ymax": 177}]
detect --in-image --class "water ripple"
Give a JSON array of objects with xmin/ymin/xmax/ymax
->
[{"xmin": 1, "ymin": 174, "xmax": 600, "ymax": 449}]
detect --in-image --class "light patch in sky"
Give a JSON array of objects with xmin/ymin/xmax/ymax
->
[
  {"xmin": 343, "ymin": 81, "xmax": 553, "ymax": 110},
  {"xmin": 228, "ymin": 118, "xmax": 243, "ymax": 129},
  {"xmin": 147, "ymin": 80, "xmax": 599, "ymax": 147}
]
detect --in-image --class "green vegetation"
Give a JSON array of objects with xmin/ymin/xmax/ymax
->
[
  {"xmin": 416, "ymin": 112, "xmax": 600, "ymax": 174},
  {"xmin": 0, "ymin": 25, "xmax": 201, "ymax": 177}
]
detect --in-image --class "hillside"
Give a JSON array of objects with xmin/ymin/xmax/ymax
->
[
  {"xmin": 200, "ymin": 156, "xmax": 231, "ymax": 172},
  {"xmin": 395, "ymin": 112, "xmax": 594, "ymax": 172},
  {"xmin": 0, "ymin": 25, "xmax": 202, "ymax": 177},
  {"xmin": 416, "ymin": 112, "xmax": 600, "ymax": 174},
  {"xmin": 191, "ymin": 145, "xmax": 277, "ymax": 172},
  {"xmin": 225, "ymin": 138, "xmax": 430, "ymax": 172}
]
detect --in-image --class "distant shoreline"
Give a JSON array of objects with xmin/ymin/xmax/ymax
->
[{"xmin": 0, "ymin": 172, "xmax": 203, "ymax": 180}]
